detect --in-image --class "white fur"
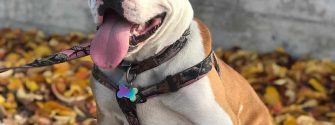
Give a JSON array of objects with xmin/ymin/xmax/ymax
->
[
  {"xmin": 121, "ymin": 0, "xmax": 194, "ymax": 61},
  {"xmin": 88, "ymin": 0, "xmax": 101, "ymax": 24},
  {"xmin": 88, "ymin": 0, "xmax": 233, "ymax": 125}
]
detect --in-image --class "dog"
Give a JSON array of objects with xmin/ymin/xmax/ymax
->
[{"xmin": 88, "ymin": 0, "xmax": 273, "ymax": 125}]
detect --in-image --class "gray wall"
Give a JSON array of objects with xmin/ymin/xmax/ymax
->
[
  {"xmin": 1, "ymin": 0, "xmax": 335, "ymax": 59},
  {"xmin": 0, "ymin": 0, "xmax": 95, "ymax": 33}
]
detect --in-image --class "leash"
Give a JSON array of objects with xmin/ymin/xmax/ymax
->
[{"xmin": 0, "ymin": 42, "xmax": 91, "ymax": 73}]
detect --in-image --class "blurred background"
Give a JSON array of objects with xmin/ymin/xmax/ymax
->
[
  {"xmin": 0, "ymin": 0, "xmax": 335, "ymax": 124},
  {"xmin": 0, "ymin": 0, "xmax": 335, "ymax": 59}
]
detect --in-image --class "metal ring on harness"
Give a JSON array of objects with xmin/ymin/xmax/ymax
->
[{"xmin": 126, "ymin": 66, "xmax": 137, "ymax": 85}]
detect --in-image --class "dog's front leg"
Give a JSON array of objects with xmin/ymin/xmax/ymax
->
[
  {"xmin": 91, "ymin": 78, "xmax": 126, "ymax": 125},
  {"xmin": 161, "ymin": 77, "xmax": 234, "ymax": 125}
]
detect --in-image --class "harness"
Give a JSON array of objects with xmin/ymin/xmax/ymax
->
[{"xmin": 92, "ymin": 28, "xmax": 221, "ymax": 125}]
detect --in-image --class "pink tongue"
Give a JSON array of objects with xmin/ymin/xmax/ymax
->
[{"xmin": 90, "ymin": 14, "xmax": 131, "ymax": 70}]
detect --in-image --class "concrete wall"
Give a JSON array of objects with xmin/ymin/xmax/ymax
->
[
  {"xmin": 0, "ymin": 0, "xmax": 95, "ymax": 33},
  {"xmin": 0, "ymin": 0, "xmax": 335, "ymax": 59}
]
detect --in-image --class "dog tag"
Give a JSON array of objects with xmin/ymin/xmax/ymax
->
[{"xmin": 117, "ymin": 84, "xmax": 138, "ymax": 102}]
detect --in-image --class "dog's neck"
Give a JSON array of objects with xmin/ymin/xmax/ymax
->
[
  {"xmin": 124, "ymin": 1, "xmax": 194, "ymax": 62},
  {"xmin": 101, "ymin": 21, "xmax": 207, "ymax": 88}
]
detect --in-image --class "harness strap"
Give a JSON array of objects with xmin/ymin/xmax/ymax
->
[
  {"xmin": 92, "ymin": 65, "xmax": 118, "ymax": 91},
  {"xmin": 136, "ymin": 51, "xmax": 216, "ymax": 102},
  {"xmin": 117, "ymin": 98, "xmax": 141, "ymax": 125}
]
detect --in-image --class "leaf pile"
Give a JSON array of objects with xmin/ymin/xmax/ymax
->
[
  {"xmin": 0, "ymin": 28, "xmax": 96, "ymax": 125},
  {"xmin": 216, "ymin": 48, "xmax": 335, "ymax": 125},
  {"xmin": 0, "ymin": 28, "xmax": 334, "ymax": 125}
]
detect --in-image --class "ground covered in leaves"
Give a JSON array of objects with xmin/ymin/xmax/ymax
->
[{"xmin": 0, "ymin": 28, "xmax": 334, "ymax": 125}]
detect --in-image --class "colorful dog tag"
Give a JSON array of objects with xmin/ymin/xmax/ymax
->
[{"xmin": 117, "ymin": 84, "xmax": 138, "ymax": 102}]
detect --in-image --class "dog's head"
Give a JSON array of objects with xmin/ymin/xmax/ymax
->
[{"xmin": 88, "ymin": 0, "xmax": 193, "ymax": 70}]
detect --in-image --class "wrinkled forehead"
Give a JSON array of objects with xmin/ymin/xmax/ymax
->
[{"xmin": 88, "ymin": 0, "xmax": 179, "ymax": 25}]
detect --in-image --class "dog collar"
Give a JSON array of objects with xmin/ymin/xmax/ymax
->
[{"xmin": 120, "ymin": 28, "xmax": 190, "ymax": 75}]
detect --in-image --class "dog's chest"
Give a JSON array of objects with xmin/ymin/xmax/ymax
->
[{"xmin": 91, "ymin": 75, "xmax": 194, "ymax": 125}]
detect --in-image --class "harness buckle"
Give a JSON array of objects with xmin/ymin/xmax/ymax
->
[{"xmin": 136, "ymin": 92, "xmax": 147, "ymax": 103}]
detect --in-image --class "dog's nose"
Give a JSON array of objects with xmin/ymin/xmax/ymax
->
[{"xmin": 98, "ymin": 0, "xmax": 124, "ymax": 16}]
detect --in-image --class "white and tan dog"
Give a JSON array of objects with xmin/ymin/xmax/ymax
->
[{"xmin": 88, "ymin": 0, "xmax": 273, "ymax": 125}]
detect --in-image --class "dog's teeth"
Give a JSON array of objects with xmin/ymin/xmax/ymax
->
[{"xmin": 137, "ymin": 24, "xmax": 145, "ymax": 31}]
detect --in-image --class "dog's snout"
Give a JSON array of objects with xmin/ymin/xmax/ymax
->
[{"xmin": 98, "ymin": 0, "xmax": 124, "ymax": 16}]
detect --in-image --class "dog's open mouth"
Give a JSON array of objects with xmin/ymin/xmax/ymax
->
[
  {"xmin": 129, "ymin": 13, "xmax": 166, "ymax": 51},
  {"xmin": 90, "ymin": 10, "xmax": 166, "ymax": 70}
]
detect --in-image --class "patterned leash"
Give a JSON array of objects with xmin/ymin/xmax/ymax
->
[{"xmin": 0, "ymin": 42, "xmax": 91, "ymax": 73}]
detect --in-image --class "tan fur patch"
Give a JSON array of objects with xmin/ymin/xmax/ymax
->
[
  {"xmin": 194, "ymin": 18, "xmax": 212, "ymax": 55},
  {"xmin": 195, "ymin": 18, "xmax": 238, "ymax": 124},
  {"xmin": 194, "ymin": 19, "xmax": 274, "ymax": 124},
  {"xmin": 207, "ymin": 69, "xmax": 239, "ymax": 125}
]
